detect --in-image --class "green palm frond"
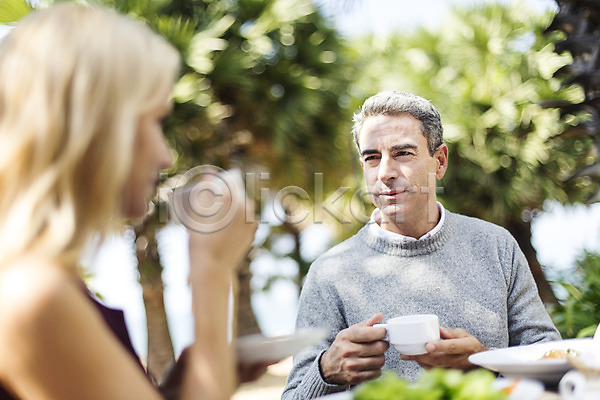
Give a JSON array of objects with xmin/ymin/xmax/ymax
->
[{"xmin": 0, "ymin": 0, "xmax": 34, "ymax": 24}]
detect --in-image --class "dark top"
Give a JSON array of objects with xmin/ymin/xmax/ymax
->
[{"xmin": 0, "ymin": 292, "xmax": 145, "ymax": 399}]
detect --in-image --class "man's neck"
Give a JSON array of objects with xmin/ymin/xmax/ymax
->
[{"xmin": 376, "ymin": 204, "xmax": 443, "ymax": 240}]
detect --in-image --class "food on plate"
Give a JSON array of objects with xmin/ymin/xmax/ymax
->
[
  {"xmin": 539, "ymin": 348, "xmax": 578, "ymax": 360},
  {"xmin": 499, "ymin": 378, "xmax": 521, "ymax": 395},
  {"xmin": 353, "ymin": 368, "xmax": 507, "ymax": 400},
  {"xmin": 540, "ymin": 349, "xmax": 568, "ymax": 359}
]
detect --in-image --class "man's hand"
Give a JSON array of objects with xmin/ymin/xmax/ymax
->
[
  {"xmin": 320, "ymin": 314, "xmax": 389, "ymax": 386},
  {"xmin": 400, "ymin": 326, "xmax": 487, "ymax": 370}
]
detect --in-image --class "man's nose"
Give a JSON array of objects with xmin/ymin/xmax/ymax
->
[{"xmin": 378, "ymin": 154, "xmax": 398, "ymax": 183}]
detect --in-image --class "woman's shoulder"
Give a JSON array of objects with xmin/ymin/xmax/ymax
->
[
  {"xmin": 0, "ymin": 258, "xmax": 87, "ymax": 384},
  {"xmin": 0, "ymin": 258, "xmax": 86, "ymax": 354},
  {"xmin": 0, "ymin": 257, "xmax": 81, "ymax": 320},
  {"xmin": 0, "ymin": 259, "xmax": 160, "ymax": 399}
]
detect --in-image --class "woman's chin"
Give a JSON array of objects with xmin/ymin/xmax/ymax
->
[{"xmin": 121, "ymin": 200, "xmax": 152, "ymax": 221}]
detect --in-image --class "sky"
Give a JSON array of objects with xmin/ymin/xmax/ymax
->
[
  {"xmin": 7, "ymin": 0, "xmax": 595, "ymax": 361},
  {"xmin": 315, "ymin": 0, "xmax": 558, "ymax": 36}
]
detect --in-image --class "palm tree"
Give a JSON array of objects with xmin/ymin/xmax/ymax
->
[
  {"xmin": 0, "ymin": 0, "xmax": 32, "ymax": 23},
  {"xmin": 544, "ymin": 0, "xmax": 600, "ymax": 200}
]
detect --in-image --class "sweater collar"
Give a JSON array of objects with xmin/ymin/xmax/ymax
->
[
  {"xmin": 363, "ymin": 209, "xmax": 453, "ymax": 257},
  {"xmin": 368, "ymin": 202, "xmax": 446, "ymax": 243}
]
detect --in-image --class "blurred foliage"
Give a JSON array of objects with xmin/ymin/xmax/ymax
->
[
  {"xmin": 349, "ymin": 3, "xmax": 595, "ymax": 227},
  {"xmin": 545, "ymin": 0, "xmax": 600, "ymax": 204},
  {"xmin": 548, "ymin": 250, "xmax": 600, "ymax": 338},
  {"xmin": 543, "ymin": 0, "xmax": 600, "ymax": 339},
  {"xmin": 122, "ymin": 0, "xmax": 357, "ymax": 195},
  {"xmin": 0, "ymin": 0, "xmax": 34, "ymax": 23}
]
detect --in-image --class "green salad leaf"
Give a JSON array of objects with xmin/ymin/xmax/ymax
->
[{"xmin": 353, "ymin": 369, "xmax": 507, "ymax": 400}]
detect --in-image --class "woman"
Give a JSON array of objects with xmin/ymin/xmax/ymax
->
[{"xmin": 0, "ymin": 3, "xmax": 256, "ymax": 399}]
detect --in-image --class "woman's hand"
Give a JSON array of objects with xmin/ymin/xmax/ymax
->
[
  {"xmin": 173, "ymin": 167, "xmax": 257, "ymax": 400},
  {"xmin": 237, "ymin": 360, "xmax": 278, "ymax": 385},
  {"xmin": 172, "ymin": 167, "xmax": 257, "ymax": 277}
]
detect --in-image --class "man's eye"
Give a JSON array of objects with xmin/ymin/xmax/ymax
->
[
  {"xmin": 394, "ymin": 151, "xmax": 411, "ymax": 157},
  {"xmin": 364, "ymin": 155, "xmax": 379, "ymax": 162}
]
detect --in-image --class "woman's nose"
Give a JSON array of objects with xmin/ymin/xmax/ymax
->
[{"xmin": 159, "ymin": 136, "xmax": 174, "ymax": 170}]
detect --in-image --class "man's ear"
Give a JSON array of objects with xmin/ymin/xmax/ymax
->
[{"xmin": 435, "ymin": 144, "xmax": 448, "ymax": 180}]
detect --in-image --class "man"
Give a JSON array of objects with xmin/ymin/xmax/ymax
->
[{"xmin": 281, "ymin": 91, "xmax": 560, "ymax": 399}]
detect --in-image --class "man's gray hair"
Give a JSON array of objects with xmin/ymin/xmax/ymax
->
[{"xmin": 351, "ymin": 91, "xmax": 444, "ymax": 156}]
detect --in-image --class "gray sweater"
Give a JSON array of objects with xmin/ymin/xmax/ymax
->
[{"xmin": 281, "ymin": 211, "xmax": 560, "ymax": 399}]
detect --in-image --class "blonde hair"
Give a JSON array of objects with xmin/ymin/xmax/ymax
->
[{"xmin": 0, "ymin": 3, "xmax": 180, "ymax": 266}]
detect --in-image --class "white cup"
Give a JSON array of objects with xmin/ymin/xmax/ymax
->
[
  {"xmin": 559, "ymin": 370, "xmax": 600, "ymax": 400},
  {"xmin": 375, "ymin": 314, "xmax": 440, "ymax": 355}
]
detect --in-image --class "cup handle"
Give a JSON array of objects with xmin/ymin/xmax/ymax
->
[
  {"xmin": 559, "ymin": 370, "xmax": 586, "ymax": 400},
  {"xmin": 373, "ymin": 323, "xmax": 389, "ymax": 341}
]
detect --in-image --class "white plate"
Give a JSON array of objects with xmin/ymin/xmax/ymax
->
[
  {"xmin": 236, "ymin": 328, "xmax": 327, "ymax": 363},
  {"xmin": 469, "ymin": 338, "xmax": 597, "ymax": 384}
]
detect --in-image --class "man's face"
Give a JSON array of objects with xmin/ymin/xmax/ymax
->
[{"xmin": 358, "ymin": 114, "xmax": 448, "ymax": 236}]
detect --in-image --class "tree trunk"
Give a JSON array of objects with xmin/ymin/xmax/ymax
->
[
  {"xmin": 282, "ymin": 220, "xmax": 310, "ymax": 290},
  {"xmin": 235, "ymin": 256, "xmax": 261, "ymax": 337},
  {"xmin": 134, "ymin": 216, "xmax": 175, "ymax": 382},
  {"xmin": 506, "ymin": 219, "xmax": 558, "ymax": 305}
]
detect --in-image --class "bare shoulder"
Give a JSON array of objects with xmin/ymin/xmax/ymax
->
[
  {"xmin": 0, "ymin": 258, "xmax": 161, "ymax": 400},
  {"xmin": 0, "ymin": 257, "xmax": 81, "ymax": 327},
  {"xmin": 0, "ymin": 258, "xmax": 85, "ymax": 378}
]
